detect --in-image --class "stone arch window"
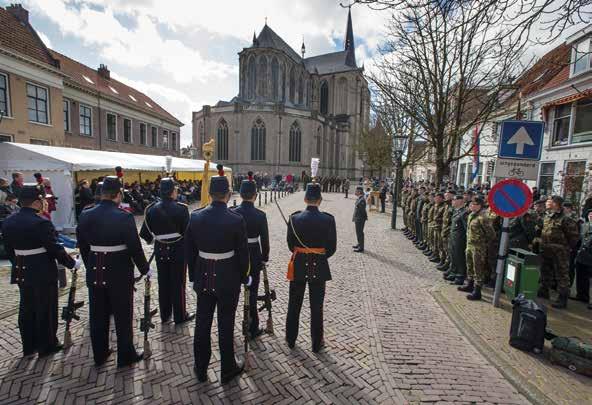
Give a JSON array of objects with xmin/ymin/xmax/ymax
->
[
  {"xmin": 216, "ymin": 119, "xmax": 229, "ymax": 160},
  {"xmin": 289, "ymin": 121, "xmax": 302, "ymax": 162},
  {"xmin": 298, "ymin": 73, "xmax": 304, "ymax": 105},
  {"xmin": 316, "ymin": 126, "xmax": 322, "ymax": 156},
  {"xmin": 306, "ymin": 79, "xmax": 312, "ymax": 107},
  {"xmin": 251, "ymin": 118, "xmax": 266, "ymax": 161},
  {"xmin": 338, "ymin": 77, "xmax": 348, "ymax": 114},
  {"xmin": 320, "ymin": 80, "xmax": 329, "ymax": 115},
  {"xmin": 271, "ymin": 57, "xmax": 279, "ymax": 100},
  {"xmin": 289, "ymin": 67, "xmax": 296, "ymax": 103},
  {"xmin": 247, "ymin": 56, "xmax": 256, "ymax": 100},
  {"xmin": 258, "ymin": 55, "xmax": 267, "ymax": 98}
]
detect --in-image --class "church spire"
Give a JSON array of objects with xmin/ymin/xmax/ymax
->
[
  {"xmin": 252, "ymin": 31, "xmax": 259, "ymax": 47},
  {"xmin": 344, "ymin": 7, "xmax": 357, "ymax": 67}
]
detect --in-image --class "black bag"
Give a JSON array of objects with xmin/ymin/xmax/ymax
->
[{"xmin": 509, "ymin": 294, "xmax": 547, "ymax": 354}]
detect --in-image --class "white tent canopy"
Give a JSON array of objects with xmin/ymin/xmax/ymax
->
[{"xmin": 0, "ymin": 142, "xmax": 229, "ymax": 230}]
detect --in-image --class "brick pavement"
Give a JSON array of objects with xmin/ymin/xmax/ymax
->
[{"xmin": 0, "ymin": 192, "xmax": 527, "ymax": 404}]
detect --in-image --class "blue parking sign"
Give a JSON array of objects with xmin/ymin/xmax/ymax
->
[{"xmin": 498, "ymin": 120, "xmax": 544, "ymax": 160}]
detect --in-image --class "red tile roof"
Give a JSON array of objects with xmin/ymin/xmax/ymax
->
[
  {"xmin": 0, "ymin": 6, "xmax": 58, "ymax": 67},
  {"xmin": 516, "ymin": 43, "xmax": 571, "ymax": 96},
  {"xmin": 50, "ymin": 50, "xmax": 183, "ymax": 126},
  {"xmin": 540, "ymin": 65, "xmax": 570, "ymax": 91}
]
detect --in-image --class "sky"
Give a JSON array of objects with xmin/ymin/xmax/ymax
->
[{"xmin": 4, "ymin": 0, "xmax": 389, "ymax": 147}]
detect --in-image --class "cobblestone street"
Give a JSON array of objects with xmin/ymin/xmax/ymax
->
[{"xmin": 0, "ymin": 192, "xmax": 528, "ymax": 404}]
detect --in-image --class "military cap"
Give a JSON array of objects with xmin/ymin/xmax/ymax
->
[
  {"xmin": 550, "ymin": 195, "xmax": 564, "ymax": 205},
  {"xmin": 160, "ymin": 177, "xmax": 176, "ymax": 197},
  {"xmin": 95, "ymin": 181, "xmax": 103, "ymax": 197},
  {"xmin": 430, "ymin": 192, "xmax": 436, "ymax": 196},
  {"xmin": 210, "ymin": 175, "xmax": 229, "ymax": 194},
  {"xmin": 305, "ymin": 183, "xmax": 322, "ymax": 200},
  {"xmin": 445, "ymin": 189, "xmax": 455, "ymax": 194},
  {"xmin": 454, "ymin": 194, "xmax": 464, "ymax": 200},
  {"xmin": 102, "ymin": 176, "xmax": 122, "ymax": 194},
  {"xmin": 471, "ymin": 196, "xmax": 485, "ymax": 206},
  {"xmin": 435, "ymin": 192, "xmax": 444, "ymax": 198},
  {"xmin": 19, "ymin": 183, "xmax": 47, "ymax": 201},
  {"xmin": 240, "ymin": 171, "xmax": 257, "ymax": 194},
  {"xmin": 563, "ymin": 201, "xmax": 573, "ymax": 208},
  {"xmin": 534, "ymin": 198, "xmax": 546, "ymax": 205}
]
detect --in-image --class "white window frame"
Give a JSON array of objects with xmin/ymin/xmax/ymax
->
[
  {"xmin": 0, "ymin": 71, "xmax": 11, "ymax": 117},
  {"xmin": 63, "ymin": 99, "xmax": 71, "ymax": 132},
  {"xmin": 551, "ymin": 100, "xmax": 592, "ymax": 147},
  {"xmin": 571, "ymin": 38, "xmax": 591, "ymax": 77},
  {"xmin": 79, "ymin": 104, "xmax": 93, "ymax": 137},
  {"xmin": 139, "ymin": 122, "xmax": 147, "ymax": 146},
  {"xmin": 26, "ymin": 82, "xmax": 50, "ymax": 125},
  {"xmin": 106, "ymin": 112, "xmax": 118, "ymax": 142},
  {"xmin": 151, "ymin": 126, "xmax": 158, "ymax": 148},
  {"xmin": 123, "ymin": 118, "xmax": 133, "ymax": 144}
]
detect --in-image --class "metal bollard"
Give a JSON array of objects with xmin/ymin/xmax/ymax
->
[
  {"xmin": 233, "ymin": 199, "xmax": 236, "ymax": 207},
  {"xmin": 258, "ymin": 192, "xmax": 261, "ymax": 207},
  {"xmin": 265, "ymin": 191, "xmax": 268, "ymax": 204}
]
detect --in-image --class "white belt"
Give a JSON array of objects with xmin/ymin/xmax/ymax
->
[
  {"xmin": 90, "ymin": 244, "xmax": 127, "ymax": 253},
  {"xmin": 155, "ymin": 232, "xmax": 182, "ymax": 241},
  {"xmin": 14, "ymin": 247, "xmax": 47, "ymax": 256},
  {"xmin": 247, "ymin": 237, "xmax": 260, "ymax": 244},
  {"xmin": 199, "ymin": 250, "xmax": 235, "ymax": 260}
]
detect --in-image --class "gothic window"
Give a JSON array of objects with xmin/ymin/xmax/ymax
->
[
  {"xmin": 320, "ymin": 81, "xmax": 329, "ymax": 115},
  {"xmin": 271, "ymin": 57, "xmax": 279, "ymax": 100},
  {"xmin": 289, "ymin": 67, "xmax": 295, "ymax": 103},
  {"xmin": 307, "ymin": 80, "xmax": 312, "ymax": 107},
  {"xmin": 258, "ymin": 56, "xmax": 267, "ymax": 98},
  {"xmin": 289, "ymin": 121, "xmax": 302, "ymax": 162},
  {"xmin": 281, "ymin": 64, "xmax": 286, "ymax": 101},
  {"xmin": 316, "ymin": 126, "xmax": 322, "ymax": 156},
  {"xmin": 298, "ymin": 73, "xmax": 304, "ymax": 105},
  {"xmin": 198, "ymin": 121, "xmax": 205, "ymax": 146},
  {"xmin": 338, "ymin": 77, "xmax": 348, "ymax": 114},
  {"xmin": 251, "ymin": 118, "xmax": 266, "ymax": 161},
  {"xmin": 217, "ymin": 119, "xmax": 229, "ymax": 160},
  {"xmin": 247, "ymin": 56, "xmax": 256, "ymax": 100}
]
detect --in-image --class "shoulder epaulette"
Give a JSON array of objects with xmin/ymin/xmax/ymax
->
[
  {"xmin": 82, "ymin": 203, "xmax": 95, "ymax": 210},
  {"xmin": 177, "ymin": 202, "xmax": 188, "ymax": 207},
  {"xmin": 192, "ymin": 206, "xmax": 205, "ymax": 213}
]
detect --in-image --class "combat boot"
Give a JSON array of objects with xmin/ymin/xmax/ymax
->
[
  {"xmin": 457, "ymin": 279, "xmax": 474, "ymax": 292},
  {"xmin": 445, "ymin": 274, "xmax": 457, "ymax": 282},
  {"xmin": 429, "ymin": 255, "xmax": 440, "ymax": 263},
  {"xmin": 467, "ymin": 285, "xmax": 482, "ymax": 301},
  {"xmin": 423, "ymin": 249, "xmax": 432, "ymax": 256},
  {"xmin": 452, "ymin": 277, "xmax": 465, "ymax": 285},
  {"xmin": 537, "ymin": 287, "xmax": 550, "ymax": 299},
  {"xmin": 551, "ymin": 292, "xmax": 568, "ymax": 309},
  {"xmin": 436, "ymin": 261, "xmax": 447, "ymax": 270}
]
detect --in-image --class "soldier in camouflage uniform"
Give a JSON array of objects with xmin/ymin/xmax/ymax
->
[
  {"xmin": 407, "ymin": 188, "xmax": 418, "ymax": 240},
  {"xmin": 458, "ymin": 196, "xmax": 495, "ymax": 301},
  {"xmin": 414, "ymin": 187, "xmax": 426, "ymax": 247},
  {"xmin": 539, "ymin": 196, "xmax": 580, "ymax": 309},
  {"xmin": 402, "ymin": 187, "xmax": 410, "ymax": 235},
  {"xmin": 437, "ymin": 190, "xmax": 454, "ymax": 271},
  {"xmin": 530, "ymin": 199, "xmax": 546, "ymax": 253},
  {"xmin": 486, "ymin": 205, "xmax": 502, "ymax": 288},
  {"xmin": 422, "ymin": 193, "xmax": 434, "ymax": 256},
  {"xmin": 446, "ymin": 195, "xmax": 469, "ymax": 284},
  {"xmin": 430, "ymin": 193, "xmax": 445, "ymax": 264}
]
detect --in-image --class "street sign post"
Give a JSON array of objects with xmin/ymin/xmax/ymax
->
[
  {"xmin": 488, "ymin": 179, "xmax": 533, "ymax": 307},
  {"xmin": 498, "ymin": 120, "xmax": 545, "ymax": 160}
]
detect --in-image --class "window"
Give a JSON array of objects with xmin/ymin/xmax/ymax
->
[
  {"xmin": 251, "ymin": 119, "xmax": 266, "ymax": 161},
  {"xmin": 573, "ymin": 98, "xmax": 592, "ymax": 143},
  {"xmin": 0, "ymin": 134, "xmax": 13, "ymax": 143},
  {"xmin": 151, "ymin": 126, "xmax": 158, "ymax": 147},
  {"xmin": 27, "ymin": 83, "xmax": 49, "ymax": 124},
  {"xmin": 107, "ymin": 113, "xmax": 117, "ymax": 141},
  {"xmin": 572, "ymin": 38, "xmax": 590, "ymax": 76},
  {"xmin": 538, "ymin": 162, "xmax": 555, "ymax": 197},
  {"xmin": 271, "ymin": 57, "xmax": 279, "ymax": 100},
  {"xmin": 140, "ymin": 123, "xmax": 147, "ymax": 145},
  {"xmin": 258, "ymin": 56, "xmax": 267, "ymax": 97},
  {"xmin": 63, "ymin": 100, "xmax": 70, "ymax": 132},
  {"xmin": 338, "ymin": 78, "xmax": 348, "ymax": 114},
  {"xmin": 289, "ymin": 67, "xmax": 295, "ymax": 103},
  {"xmin": 123, "ymin": 118, "xmax": 132, "ymax": 143},
  {"xmin": 320, "ymin": 81, "xmax": 329, "ymax": 115},
  {"xmin": 289, "ymin": 122, "xmax": 302, "ymax": 162},
  {"xmin": 281, "ymin": 65, "xmax": 286, "ymax": 101},
  {"xmin": 316, "ymin": 127, "xmax": 322, "ymax": 156},
  {"xmin": 564, "ymin": 161, "xmax": 586, "ymax": 210},
  {"xmin": 163, "ymin": 130, "xmax": 169, "ymax": 149},
  {"xmin": 0, "ymin": 72, "xmax": 9, "ymax": 116},
  {"xmin": 459, "ymin": 163, "xmax": 467, "ymax": 187},
  {"xmin": 297, "ymin": 74, "xmax": 304, "ymax": 105},
  {"xmin": 79, "ymin": 105, "xmax": 92, "ymax": 136},
  {"xmin": 247, "ymin": 56, "xmax": 256, "ymax": 100},
  {"xmin": 198, "ymin": 122, "xmax": 205, "ymax": 146},
  {"xmin": 171, "ymin": 132, "xmax": 177, "ymax": 151},
  {"xmin": 30, "ymin": 139, "xmax": 49, "ymax": 145},
  {"xmin": 217, "ymin": 119, "xmax": 229, "ymax": 160},
  {"xmin": 552, "ymin": 104, "xmax": 571, "ymax": 146}
]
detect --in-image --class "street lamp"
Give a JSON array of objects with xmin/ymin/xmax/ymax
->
[{"xmin": 391, "ymin": 133, "xmax": 407, "ymax": 230}]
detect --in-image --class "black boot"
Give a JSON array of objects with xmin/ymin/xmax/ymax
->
[
  {"xmin": 423, "ymin": 249, "xmax": 432, "ymax": 256},
  {"xmin": 445, "ymin": 274, "xmax": 457, "ymax": 282},
  {"xmin": 458, "ymin": 279, "xmax": 474, "ymax": 292},
  {"xmin": 551, "ymin": 292, "xmax": 568, "ymax": 309},
  {"xmin": 537, "ymin": 287, "xmax": 550, "ymax": 299},
  {"xmin": 467, "ymin": 285, "xmax": 482, "ymax": 301},
  {"xmin": 429, "ymin": 255, "xmax": 440, "ymax": 263},
  {"xmin": 452, "ymin": 277, "xmax": 465, "ymax": 285}
]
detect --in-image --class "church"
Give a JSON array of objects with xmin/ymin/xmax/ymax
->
[{"xmin": 192, "ymin": 8, "xmax": 370, "ymax": 178}]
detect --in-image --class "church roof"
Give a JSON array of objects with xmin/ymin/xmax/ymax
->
[
  {"xmin": 254, "ymin": 24, "xmax": 302, "ymax": 63},
  {"xmin": 304, "ymin": 51, "xmax": 358, "ymax": 75}
]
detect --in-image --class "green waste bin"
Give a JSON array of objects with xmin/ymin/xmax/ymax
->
[{"xmin": 504, "ymin": 248, "xmax": 541, "ymax": 300}]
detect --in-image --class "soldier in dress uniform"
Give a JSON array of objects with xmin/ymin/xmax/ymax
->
[
  {"xmin": 77, "ymin": 176, "xmax": 151, "ymax": 367},
  {"xmin": 445, "ymin": 195, "xmax": 469, "ymax": 285},
  {"xmin": 286, "ymin": 183, "xmax": 337, "ymax": 352},
  {"xmin": 2, "ymin": 184, "xmax": 80, "ymax": 357},
  {"xmin": 231, "ymin": 172, "xmax": 270, "ymax": 338},
  {"xmin": 185, "ymin": 174, "xmax": 250, "ymax": 383},
  {"xmin": 353, "ymin": 186, "xmax": 368, "ymax": 253},
  {"xmin": 140, "ymin": 178, "xmax": 194, "ymax": 324}
]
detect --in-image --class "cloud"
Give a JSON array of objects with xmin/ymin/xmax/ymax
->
[{"xmin": 37, "ymin": 31, "xmax": 52, "ymax": 48}]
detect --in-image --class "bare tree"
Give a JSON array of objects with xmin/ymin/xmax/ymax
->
[{"xmin": 355, "ymin": 124, "xmax": 392, "ymax": 177}]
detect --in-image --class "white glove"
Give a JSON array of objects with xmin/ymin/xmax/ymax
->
[
  {"xmin": 73, "ymin": 258, "xmax": 82, "ymax": 270},
  {"xmin": 244, "ymin": 276, "xmax": 252, "ymax": 287}
]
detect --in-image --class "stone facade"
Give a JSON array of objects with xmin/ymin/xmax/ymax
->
[{"xmin": 193, "ymin": 9, "xmax": 370, "ymax": 178}]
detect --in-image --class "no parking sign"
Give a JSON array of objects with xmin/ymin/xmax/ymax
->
[{"xmin": 488, "ymin": 179, "xmax": 532, "ymax": 218}]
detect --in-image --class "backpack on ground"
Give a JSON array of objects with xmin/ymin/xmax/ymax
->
[
  {"xmin": 509, "ymin": 294, "xmax": 547, "ymax": 354},
  {"xmin": 549, "ymin": 336, "xmax": 592, "ymax": 377}
]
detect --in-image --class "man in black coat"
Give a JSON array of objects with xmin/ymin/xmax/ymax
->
[
  {"xmin": 379, "ymin": 180, "xmax": 388, "ymax": 213},
  {"xmin": 2, "ymin": 184, "xmax": 80, "ymax": 357},
  {"xmin": 77, "ymin": 176, "xmax": 151, "ymax": 367},
  {"xmin": 447, "ymin": 195, "xmax": 469, "ymax": 285},
  {"xmin": 140, "ymin": 178, "xmax": 193, "ymax": 324},
  {"xmin": 231, "ymin": 172, "xmax": 270, "ymax": 338},
  {"xmin": 353, "ymin": 186, "xmax": 368, "ymax": 253},
  {"xmin": 185, "ymin": 175, "xmax": 251, "ymax": 384},
  {"xmin": 286, "ymin": 183, "xmax": 337, "ymax": 352}
]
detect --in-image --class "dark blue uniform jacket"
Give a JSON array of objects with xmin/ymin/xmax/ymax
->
[{"xmin": 231, "ymin": 201, "xmax": 270, "ymax": 274}]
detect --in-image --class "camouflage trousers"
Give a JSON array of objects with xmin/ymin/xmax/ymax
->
[
  {"xmin": 466, "ymin": 244, "xmax": 490, "ymax": 287},
  {"xmin": 540, "ymin": 245, "xmax": 571, "ymax": 294},
  {"xmin": 433, "ymin": 227, "xmax": 443, "ymax": 259},
  {"xmin": 422, "ymin": 221, "xmax": 429, "ymax": 245},
  {"xmin": 441, "ymin": 234, "xmax": 449, "ymax": 264}
]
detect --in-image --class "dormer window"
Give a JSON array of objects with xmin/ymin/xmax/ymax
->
[
  {"xmin": 572, "ymin": 38, "xmax": 591, "ymax": 76},
  {"xmin": 109, "ymin": 86, "xmax": 118, "ymax": 94}
]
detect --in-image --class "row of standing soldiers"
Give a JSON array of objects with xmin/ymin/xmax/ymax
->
[
  {"xmin": 400, "ymin": 185, "xmax": 580, "ymax": 307},
  {"xmin": 316, "ymin": 176, "xmax": 348, "ymax": 193}
]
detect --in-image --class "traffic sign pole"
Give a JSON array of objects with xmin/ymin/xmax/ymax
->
[{"xmin": 493, "ymin": 217, "xmax": 510, "ymax": 307}]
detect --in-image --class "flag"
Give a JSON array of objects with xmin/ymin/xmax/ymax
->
[{"xmin": 471, "ymin": 125, "xmax": 480, "ymax": 182}]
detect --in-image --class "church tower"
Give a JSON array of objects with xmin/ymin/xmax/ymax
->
[{"xmin": 344, "ymin": 7, "xmax": 356, "ymax": 68}]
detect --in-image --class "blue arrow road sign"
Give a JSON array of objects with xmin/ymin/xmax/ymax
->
[{"xmin": 498, "ymin": 120, "xmax": 544, "ymax": 160}]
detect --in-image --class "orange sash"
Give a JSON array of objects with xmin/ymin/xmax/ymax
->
[{"xmin": 287, "ymin": 247, "xmax": 326, "ymax": 281}]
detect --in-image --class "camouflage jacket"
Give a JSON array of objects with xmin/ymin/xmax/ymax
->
[
  {"xmin": 467, "ymin": 209, "xmax": 495, "ymax": 246},
  {"xmin": 433, "ymin": 202, "xmax": 445, "ymax": 229},
  {"xmin": 441, "ymin": 201, "xmax": 453, "ymax": 238},
  {"xmin": 427, "ymin": 202, "xmax": 436, "ymax": 227},
  {"xmin": 541, "ymin": 210, "xmax": 580, "ymax": 250},
  {"xmin": 421, "ymin": 200, "xmax": 431, "ymax": 223}
]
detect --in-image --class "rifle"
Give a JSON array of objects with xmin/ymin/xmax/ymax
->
[
  {"xmin": 62, "ymin": 258, "xmax": 84, "ymax": 349},
  {"xmin": 242, "ymin": 285, "xmax": 251, "ymax": 369},
  {"xmin": 257, "ymin": 263, "xmax": 276, "ymax": 334},
  {"xmin": 139, "ymin": 252, "xmax": 158, "ymax": 359}
]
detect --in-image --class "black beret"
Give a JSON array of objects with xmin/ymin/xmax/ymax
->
[
  {"xmin": 19, "ymin": 183, "xmax": 46, "ymax": 201},
  {"xmin": 563, "ymin": 201, "xmax": 573, "ymax": 208},
  {"xmin": 551, "ymin": 195, "xmax": 564, "ymax": 205},
  {"xmin": 454, "ymin": 194, "xmax": 464, "ymax": 200},
  {"xmin": 305, "ymin": 183, "xmax": 322, "ymax": 200},
  {"xmin": 355, "ymin": 186, "xmax": 364, "ymax": 192},
  {"xmin": 102, "ymin": 176, "xmax": 122, "ymax": 194},
  {"xmin": 472, "ymin": 196, "xmax": 485, "ymax": 206},
  {"xmin": 535, "ymin": 198, "xmax": 546, "ymax": 205},
  {"xmin": 160, "ymin": 177, "xmax": 176, "ymax": 197},
  {"xmin": 436, "ymin": 192, "xmax": 444, "ymax": 198},
  {"xmin": 210, "ymin": 176, "xmax": 229, "ymax": 194}
]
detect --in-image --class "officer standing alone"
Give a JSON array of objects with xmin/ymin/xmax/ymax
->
[
  {"xmin": 353, "ymin": 186, "xmax": 368, "ymax": 253},
  {"xmin": 140, "ymin": 178, "xmax": 194, "ymax": 324},
  {"xmin": 2, "ymin": 184, "xmax": 80, "ymax": 357},
  {"xmin": 77, "ymin": 176, "xmax": 152, "ymax": 367}
]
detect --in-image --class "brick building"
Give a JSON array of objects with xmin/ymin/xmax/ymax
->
[{"xmin": 0, "ymin": 4, "xmax": 182, "ymax": 155}]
